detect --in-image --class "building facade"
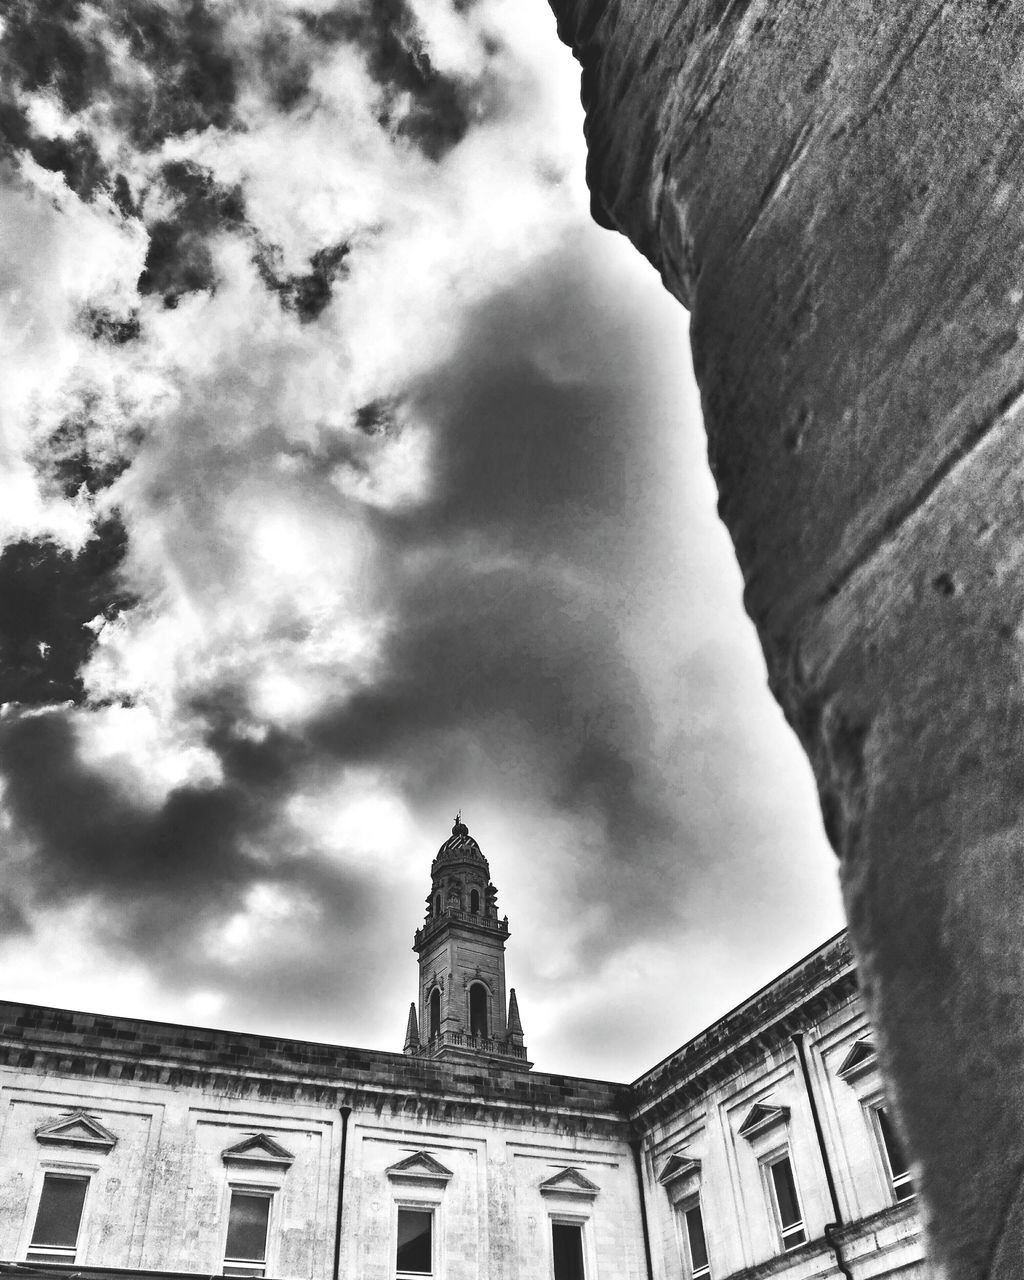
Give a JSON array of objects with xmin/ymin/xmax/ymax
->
[{"xmin": 0, "ymin": 821, "xmax": 929, "ymax": 1280}]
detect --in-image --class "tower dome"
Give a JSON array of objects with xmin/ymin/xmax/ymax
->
[{"xmin": 430, "ymin": 815, "xmax": 489, "ymax": 874}]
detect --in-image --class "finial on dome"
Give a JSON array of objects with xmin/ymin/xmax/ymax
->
[{"xmin": 453, "ymin": 810, "xmax": 468, "ymax": 837}]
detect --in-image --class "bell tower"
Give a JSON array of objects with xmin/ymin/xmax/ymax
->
[{"xmin": 403, "ymin": 816, "xmax": 530, "ymax": 1069}]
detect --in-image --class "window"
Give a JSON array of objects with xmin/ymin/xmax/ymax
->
[
  {"xmin": 470, "ymin": 888, "xmax": 480, "ymax": 913},
  {"xmin": 223, "ymin": 1189, "xmax": 272, "ymax": 1277},
  {"xmin": 469, "ymin": 984, "xmax": 488, "ymax": 1038},
  {"xmin": 396, "ymin": 1206, "xmax": 432, "ymax": 1276},
  {"xmin": 429, "ymin": 988, "xmax": 441, "ymax": 1038},
  {"xmin": 551, "ymin": 1221, "xmax": 585, "ymax": 1280},
  {"xmin": 433, "ymin": 894, "xmax": 441, "ymax": 916},
  {"xmin": 27, "ymin": 1173, "xmax": 89, "ymax": 1263},
  {"xmin": 678, "ymin": 1198, "xmax": 710, "ymax": 1278},
  {"xmin": 874, "ymin": 1106, "xmax": 914, "ymax": 1201},
  {"xmin": 764, "ymin": 1154, "xmax": 805, "ymax": 1251}
]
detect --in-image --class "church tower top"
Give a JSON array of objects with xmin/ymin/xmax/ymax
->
[
  {"xmin": 431, "ymin": 813, "xmax": 489, "ymax": 875},
  {"xmin": 405, "ymin": 816, "xmax": 530, "ymax": 1069}
]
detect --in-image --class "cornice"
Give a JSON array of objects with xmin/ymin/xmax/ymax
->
[
  {"xmin": 414, "ymin": 911, "xmax": 510, "ymax": 951},
  {"xmin": 0, "ymin": 931, "xmax": 858, "ymax": 1138},
  {"xmin": 0, "ymin": 1008, "xmax": 629, "ymax": 1136},
  {"xmin": 628, "ymin": 933, "xmax": 857, "ymax": 1125}
]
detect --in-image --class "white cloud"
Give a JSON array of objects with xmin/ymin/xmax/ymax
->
[{"xmin": 0, "ymin": 0, "xmax": 844, "ymax": 1080}]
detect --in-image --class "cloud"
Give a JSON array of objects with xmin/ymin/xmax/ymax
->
[
  {"xmin": 0, "ymin": 0, "xmax": 843, "ymax": 1076},
  {"xmin": 301, "ymin": 0, "xmax": 478, "ymax": 160},
  {"xmin": 0, "ymin": 520, "xmax": 135, "ymax": 705}
]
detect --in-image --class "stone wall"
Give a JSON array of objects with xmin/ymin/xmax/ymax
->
[
  {"xmin": 634, "ymin": 962, "xmax": 926, "ymax": 1279},
  {"xmin": 0, "ymin": 1001, "xmax": 645, "ymax": 1279},
  {"xmin": 545, "ymin": 2, "xmax": 1024, "ymax": 1275},
  {"xmin": 0, "ymin": 938, "xmax": 929, "ymax": 1280}
]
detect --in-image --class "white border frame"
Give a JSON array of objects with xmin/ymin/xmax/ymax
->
[
  {"xmin": 393, "ymin": 1196, "xmax": 442, "ymax": 1280},
  {"xmin": 674, "ymin": 1194, "xmax": 711, "ymax": 1280},
  {"xmin": 19, "ymin": 1161, "xmax": 98, "ymax": 1264},
  {"xmin": 863, "ymin": 1100, "xmax": 915, "ymax": 1205},
  {"xmin": 759, "ymin": 1148, "xmax": 807, "ymax": 1254},
  {"xmin": 221, "ymin": 1181, "xmax": 278, "ymax": 1277},
  {"xmin": 548, "ymin": 1211, "xmax": 593, "ymax": 1280},
  {"xmin": 466, "ymin": 980, "xmax": 491, "ymax": 1039},
  {"xmin": 427, "ymin": 986, "xmax": 443, "ymax": 1040}
]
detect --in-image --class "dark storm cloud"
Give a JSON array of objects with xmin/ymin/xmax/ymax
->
[
  {"xmin": 0, "ymin": 245, "xmax": 681, "ymax": 984},
  {"xmin": 0, "ymin": 113, "xmax": 111, "ymax": 204},
  {"xmin": 3, "ymin": 413, "xmax": 141, "ymax": 705},
  {"xmin": 255, "ymin": 241, "xmax": 351, "ymax": 323},
  {"xmin": 0, "ymin": 698, "xmax": 389, "ymax": 1037},
  {"xmin": 1, "ymin": 0, "xmax": 490, "ymax": 337},
  {"xmin": 392, "ymin": 252, "xmax": 671, "ymax": 555},
  {"xmin": 81, "ymin": 305, "xmax": 142, "ymax": 346},
  {"xmin": 302, "ymin": 0, "xmax": 476, "ymax": 160},
  {"xmin": 281, "ymin": 265, "xmax": 686, "ymax": 938},
  {"xmin": 113, "ymin": 0, "xmax": 237, "ymax": 147},
  {"xmin": 0, "ymin": 707, "xmax": 373, "ymax": 975},
  {"xmin": 0, "ymin": 710, "xmax": 263, "ymax": 903},
  {"xmin": 0, "ymin": 0, "xmax": 237, "ymax": 148},
  {"xmin": 137, "ymin": 168, "xmax": 352, "ymax": 315},
  {"xmin": 35, "ymin": 404, "xmax": 137, "ymax": 498},
  {"xmin": 0, "ymin": 0, "xmax": 236, "ymax": 218},
  {"xmin": 0, "ymin": 0, "xmax": 733, "ymax": 1049},
  {"xmin": 0, "ymin": 520, "xmax": 135, "ymax": 705},
  {"xmin": 138, "ymin": 161, "xmax": 247, "ymax": 306},
  {"xmin": 308, "ymin": 565, "xmax": 671, "ymax": 856},
  {"xmin": 0, "ymin": 0, "xmax": 108, "ymax": 117}
]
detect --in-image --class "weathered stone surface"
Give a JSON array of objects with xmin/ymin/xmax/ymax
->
[{"xmin": 547, "ymin": 1, "xmax": 1024, "ymax": 1275}]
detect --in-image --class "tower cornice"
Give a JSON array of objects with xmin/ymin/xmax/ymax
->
[{"xmin": 413, "ymin": 909, "xmax": 510, "ymax": 954}]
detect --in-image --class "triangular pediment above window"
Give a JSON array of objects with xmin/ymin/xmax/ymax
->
[
  {"xmin": 35, "ymin": 1111, "xmax": 117, "ymax": 1151},
  {"xmin": 385, "ymin": 1152, "xmax": 454, "ymax": 1188},
  {"xmin": 837, "ymin": 1038, "xmax": 878, "ymax": 1081},
  {"xmin": 221, "ymin": 1133, "xmax": 295, "ymax": 1168},
  {"xmin": 657, "ymin": 1154, "xmax": 701, "ymax": 1186},
  {"xmin": 539, "ymin": 1167, "xmax": 600, "ymax": 1199},
  {"xmin": 738, "ymin": 1102, "xmax": 791, "ymax": 1140}
]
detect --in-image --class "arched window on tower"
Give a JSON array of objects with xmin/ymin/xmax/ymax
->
[
  {"xmin": 434, "ymin": 893, "xmax": 441, "ymax": 916},
  {"xmin": 469, "ymin": 983, "xmax": 488, "ymax": 1040},
  {"xmin": 470, "ymin": 888, "xmax": 480, "ymax": 914},
  {"xmin": 429, "ymin": 988, "xmax": 441, "ymax": 1039}
]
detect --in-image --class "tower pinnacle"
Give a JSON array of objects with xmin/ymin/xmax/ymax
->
[{"xmin": 403, "ymin": 1002, "xmax": 420, "ymax": 1055}]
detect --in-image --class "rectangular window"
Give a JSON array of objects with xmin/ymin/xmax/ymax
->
[
  {"xmin": 875, "ymin": 1106, "xmax": 915, "ymax": 1201},
  {"xmin": 27, "ymin": 1173, "xmax": 89, "ymax": 1263},
  {"xmin": 396, "ymin": 1207, "xmax": 433, "ymax": 1276},
  {"xmin": 223, "ymin": 1190, "xmax": 272, "ymax": 1277},
  {"xmin": 551, "ymin": 1221, "xmax": 585, "ymax": 1280},
  {"xmin": 679, "ymin": 1200, "xmax": 710, "ymax": 1278},
  {"xmin": 766, "ymin": 1155, "xmax": 806, "ymax": 1251}
]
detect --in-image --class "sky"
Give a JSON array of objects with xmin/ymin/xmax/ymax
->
[{"xmin": 0, "ymin": 0, "xmax": 845, "ymax": 1083}]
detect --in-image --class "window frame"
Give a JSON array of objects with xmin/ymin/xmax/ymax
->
[
  {"xmin": 394, "ymin": 1199, "xmax": 438, "ymax": 1280},
  {"xmin": 221, "ymin": 1183, "xmax": 275, "ymax": 1278},
  {"xmin": 24, "ymin": 1168, "xmax": 92, "ymax": 1265},
  {"xmin": 468, "ymin": 981, "xmax": 489, "ymax": 1039},
  {"xmin": 548, "ymin": 1212, "xmax": 589, "ymax": 1280},
  {"xmin": 760, "ymin": 1150, "xmax": 807, "ymax": 1253},
  {"xmin": 675, "ymin": 1193, "xmax": 710, "ymax": 1279},
  {"xmin": 867, "ymin": 1103, "xmax": 915, "ymax": 1204}
]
